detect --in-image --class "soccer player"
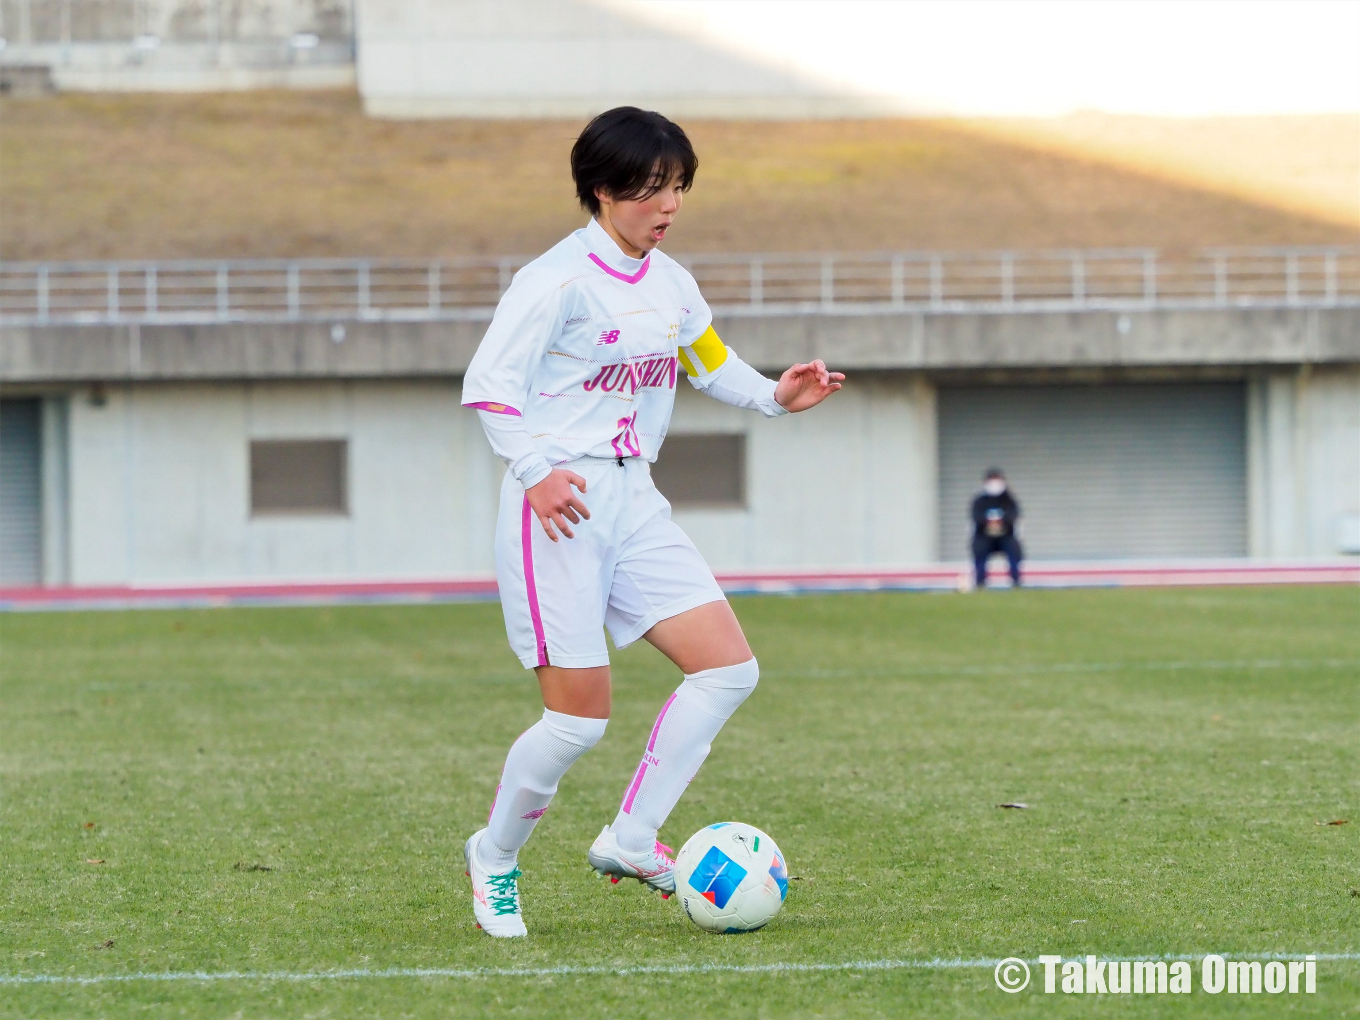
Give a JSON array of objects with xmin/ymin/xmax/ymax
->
[{"xmin": 459, "ymin": 107, "xmax": 843, "ymax": 937}]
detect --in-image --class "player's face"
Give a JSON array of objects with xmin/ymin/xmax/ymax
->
[{"xmin": 595, "ymin": 171, "xmax": 685, "ymax": 257}]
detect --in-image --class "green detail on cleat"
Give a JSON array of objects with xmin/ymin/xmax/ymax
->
[{"xmin": 486, "ymin": 868, "xmax": 522, "ymax": 916}]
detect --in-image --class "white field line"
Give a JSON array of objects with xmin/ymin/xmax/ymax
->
[{"xmin": 4, "ymin": 953, "xmax": 1359, "ymax": 987}]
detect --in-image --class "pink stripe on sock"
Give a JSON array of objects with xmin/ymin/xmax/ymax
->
[
  {"xmin": 521, "ymin": 496, "xmax": 547, "ymax": 666},
  {"xmin": 588, "ymin": 252, "xmax": 650, "ymax": 285},
  {"xmin": 621, "ymin": 761, "xmax": 648, "ymax": 815},
  {"xmin": 646, "ymin": 693, "xmax": 678, "ymax": 753}
]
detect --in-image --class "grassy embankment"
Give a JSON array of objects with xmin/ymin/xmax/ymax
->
[{"xmin": 2, "ymin": 91, "xmax": 1355, "ymax": 260}]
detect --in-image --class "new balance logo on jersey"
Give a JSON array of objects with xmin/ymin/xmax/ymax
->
[{"xmin": 597, "ymin": 329, "xmax": 621, "ymax": 345}]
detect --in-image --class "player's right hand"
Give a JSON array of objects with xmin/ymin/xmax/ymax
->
[{"xmin": 526, "ymin": 469, "xmax": 590, "ymax": 542}]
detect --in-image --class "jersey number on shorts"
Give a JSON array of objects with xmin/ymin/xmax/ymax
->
[{"xmin": 612, "ymin": 414, "xmax": 642, "ymax": 458}]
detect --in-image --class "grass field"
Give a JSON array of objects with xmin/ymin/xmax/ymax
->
[
  {"xmin": 3, "ymin": 91, "xmax": 1355, "ymax": 261},
  {"xmin": 2, "ymin": 587, "xmax": 1358, "ymax": 1018}
]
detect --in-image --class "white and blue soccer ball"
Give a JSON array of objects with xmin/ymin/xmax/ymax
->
[{"xmin": 675, "ymin": 822, "xmax": 789, "ymax": 933}]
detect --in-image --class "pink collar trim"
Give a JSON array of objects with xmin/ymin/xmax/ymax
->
[{"xmin": 588, "ymin": 252, "xmax": 650, "ymax": 285}]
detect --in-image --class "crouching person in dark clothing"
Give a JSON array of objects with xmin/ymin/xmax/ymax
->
[{"xmin": 971, "ymin": 468, "xmax": 1022, "ymax": 588}]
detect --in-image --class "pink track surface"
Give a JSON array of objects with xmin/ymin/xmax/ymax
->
[{"xmin": 0, "ymin": 562, "xmax": 1356, "ymax": 611}]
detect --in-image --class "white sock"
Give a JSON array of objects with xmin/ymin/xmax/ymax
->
[
  {"xmin": 479, "ymin": 709, "xmax": 608, "ymax": 871},
  {"xmin": 611, "ymin": 659, "xmax": 759, "ymax": 853}
]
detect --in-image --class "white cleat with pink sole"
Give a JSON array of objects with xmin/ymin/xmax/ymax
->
[{"xmin": 587, "ymin": 825, "xmax": 676, "ymax": 896}]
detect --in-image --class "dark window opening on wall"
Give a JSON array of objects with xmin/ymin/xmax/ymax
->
[
  {"xmin": 651, "ymin": 433, "xmax": 746, "ymax": 509},
  {"xmin": 250, "ymin": 439, "xmax": 348, "ymax": 516}
]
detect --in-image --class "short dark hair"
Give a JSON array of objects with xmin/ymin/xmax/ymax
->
[
  {"xmin": 571, "ymin": 107, "xmax": 698, "ymax": 215},
  {"xmin": 984, "ymin": 467, "xmax": 1005, "ymax": 480}
]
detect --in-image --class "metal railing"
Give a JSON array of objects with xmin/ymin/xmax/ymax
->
[{"xmin": 2, "ymin": 246, "xmax": 1356, "ymax": 325}]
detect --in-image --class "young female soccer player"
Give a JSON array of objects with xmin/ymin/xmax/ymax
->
[{"xmin": 460, "ymin": 106, "xmax": 843, "ymax": 937}]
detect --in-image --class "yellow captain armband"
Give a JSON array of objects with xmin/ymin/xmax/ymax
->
[{"xmin": 677, "ymin": 324, "xmax": 730, "ymax": 377}]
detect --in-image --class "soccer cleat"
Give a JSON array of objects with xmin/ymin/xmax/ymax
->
[
  {"xmin": 464, "ymin": 828, "xmax": 527, "ymax": 938},
  {"xmin": 587, "ymin": 825, "xmax": 676, "ymax": 896}
]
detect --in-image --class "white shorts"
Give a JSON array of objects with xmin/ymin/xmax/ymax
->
[{"xmin": 495, "ymin": 456, "xmax": 727, "ymax": 669}]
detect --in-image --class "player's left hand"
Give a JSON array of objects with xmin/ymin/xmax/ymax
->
[{"xmin": 774, "ymin": 359, "xmax": 844, "ymax": 412}]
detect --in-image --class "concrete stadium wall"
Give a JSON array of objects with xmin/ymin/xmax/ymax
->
[
  {"xmin": 6, "ymin": 305, "xmax": 1355, "ymax": 583},
  {"xmin": 1248, "ymin": 366, "xmax": 1360, "ymax": 558},
  {"xmin": 356, "ymin": 0, "xmax": 885, "ymax": 119},
  {"xmin": 0, "ymin": 0, "xmax": 352, "ymax": 43},
  {"xmin": 48, "ymin": 374, "xmax": 938, "ymax": 585},
  {"xmin": 669, "ymin": 375, "xmax": 937, "ymax": 571},
  {"xmin": 62, "ymin": 379, "xmax": 500, "ymax": 585},
  {"xmin": 5, "ymin": 306, "xmax": 1357, "ymax": 382},
  {"xmin": 7, "ymin": 47, "xmax": 354, "ymax": 91},
  {"xmin": 0, "ymin": 0, "xmax": 354, "ymax": 91},
  {"xmin": 30, "ymin": 366, "xmax": 1356, "ymax": 587}
]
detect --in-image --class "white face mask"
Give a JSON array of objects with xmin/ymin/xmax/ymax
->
[{"xmin": 983, "ymin": 479, "xmax": 1007, "ymax": 497}]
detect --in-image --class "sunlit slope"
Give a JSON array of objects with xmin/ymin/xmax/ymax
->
[
  {"xmin": 972, "ymin": 113, "xmax": 1360, "ymax": 232},
  {"xmin": 2, "ymin": 91, "xmax": 1354, "ymax": 261}
]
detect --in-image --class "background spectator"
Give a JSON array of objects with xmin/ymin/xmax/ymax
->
[{"xmin": 971, "ymin": 468, "xmax": 1022, "ymax": 588}]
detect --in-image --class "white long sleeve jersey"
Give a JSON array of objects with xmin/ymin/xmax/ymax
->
[{"xmin": 461, "ymin": 218, "xmax": 784, "ymax": 481}]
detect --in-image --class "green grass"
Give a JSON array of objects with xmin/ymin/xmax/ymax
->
[{"xmin": 1, "ymin": 587, "xmax": 1357, "ymax": 1018}]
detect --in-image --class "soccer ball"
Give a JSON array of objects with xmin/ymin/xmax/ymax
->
[{"xmin": 674, "ymin": 822, "xmax": 789, "ymax": 933}]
